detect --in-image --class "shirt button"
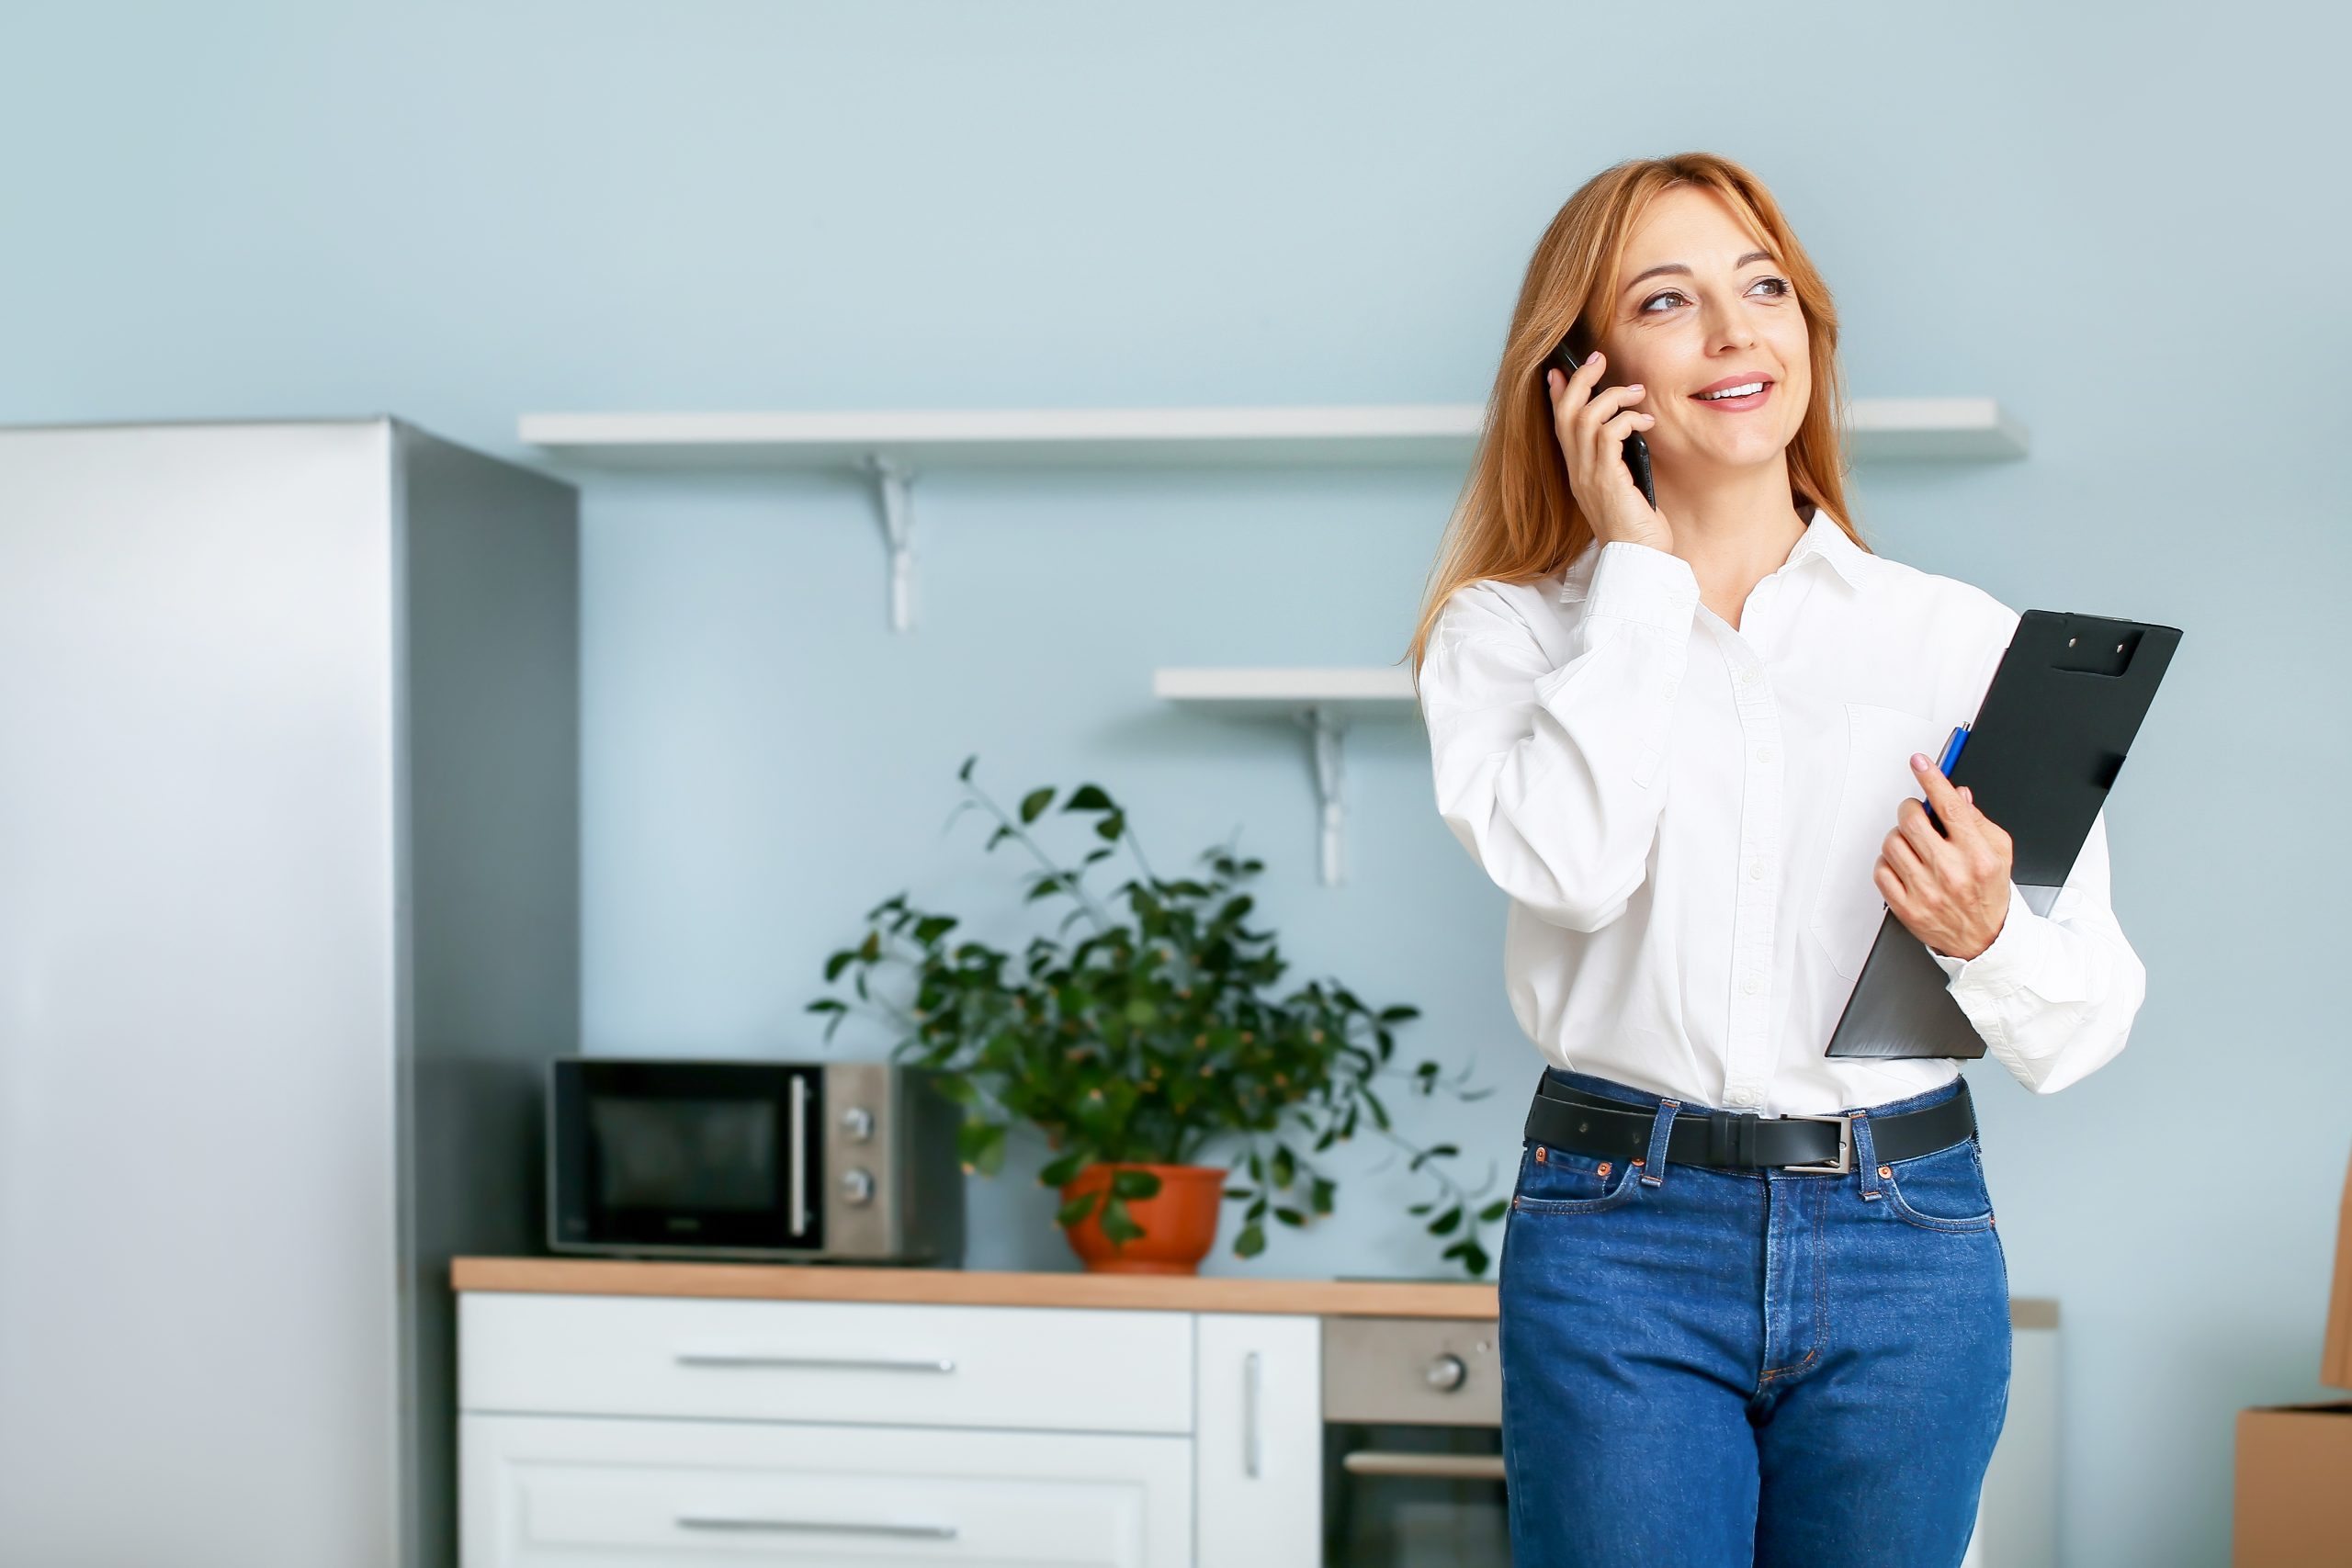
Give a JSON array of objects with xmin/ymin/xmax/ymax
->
[
  {"xmin": 1742, "ymin": 975, "xmax": 1762, "ymax": 996},
  {"xmin": 1756, "ymin": 745, "xmax": 1777, "ymax": 764},
  {"xmin": 1747, "ymin": 860, "xmax": 1766, "ymax": 881},
  {"xmin": 1727, "ymin": 1088, "xmax": 1759, "ymax": 1107}
]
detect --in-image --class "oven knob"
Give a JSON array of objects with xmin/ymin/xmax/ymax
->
[
  {"xmin": 841, "ymin": 1106, "xmax": 876, "ymax": 1142},
  {"xmin": 841, "ymin": 1168, "xmax": 876, "ymax": 1205},
  {"xmin": 1425, "ymin": 1353, "xmax": 1468, "ymax": 1392}
]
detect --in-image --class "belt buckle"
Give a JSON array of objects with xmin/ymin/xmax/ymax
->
[{"xmin": 1779, "ymin": 1113, "xmax": 1852, "ymax": 1174}]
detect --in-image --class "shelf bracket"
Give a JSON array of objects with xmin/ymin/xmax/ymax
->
[
  {"xmin": 1295, "ymin": 704, "xmax": 1348, "ymax": 886},
  {"xmin": 863, "ymin": 454, "xmax": 917, "ymax": 633}
]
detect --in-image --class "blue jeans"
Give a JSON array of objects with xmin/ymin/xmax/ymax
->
[{"xmin": 1498, "ymin": 1066, "xmax": 2011, "ymax": 1568}]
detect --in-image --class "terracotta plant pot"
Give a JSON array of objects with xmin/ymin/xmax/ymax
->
[{"xmin": 1058, "ymin": 1162, "xmax": 1227, "ymax": 1275}]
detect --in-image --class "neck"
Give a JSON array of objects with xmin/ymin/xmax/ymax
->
[
  {"xmin": 1651, "ymin": 456, "xmax": 1811, "ymax": 626},
  {"xmin": 1656, "ymin": 460, "xmax": 1796, "ymax": 594}
]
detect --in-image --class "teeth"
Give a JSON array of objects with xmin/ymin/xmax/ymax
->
[{"xmin": 1700, "ymin": 381, "xmax": 1766, "ymax": 400}]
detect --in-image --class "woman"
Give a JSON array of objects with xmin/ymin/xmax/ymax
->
[{"xmin": 1406, "ymin": 152, "xmax": 2146, "ymax": 1567}]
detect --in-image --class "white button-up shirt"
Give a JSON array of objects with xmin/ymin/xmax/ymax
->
[{"xmin": 1417, "ymin": 509, "xmax": 2147, "ymax": 1114}]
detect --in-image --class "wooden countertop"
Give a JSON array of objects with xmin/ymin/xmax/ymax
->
[
  {"xmin": 450, "ymin": 1258, "xmax": 2060, "ymax": 1329},
  {"xmin": 451, "ymin": 1258, "xmax": 1501, "ymax": 1318}
]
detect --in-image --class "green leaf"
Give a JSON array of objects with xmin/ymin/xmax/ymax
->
[
  {"xmin": 1426, "ymin": 1206, "xmax": 1463, "ymax": 1236},
  {"xmin": 1100, "ymin": 1196, "xmax": 1147, "ymax": 1245},
  {"xmin": 1479, "ymin": 1199, "xmax": 1510, "ymax": 1223},
  {"xmin": 822, "ymin": 951, "xmax": 856, "ymax": 982},
  {"xmin": 1110, "ymin": 1168, "xmax": 1163, "ymax": 1201},
  {"xmin": 1273, "ymin": 1207, "xmax": 1306, "ymax": 1227},
  {"xmin": 1038, "ymin": 1148, "xmax": 1090, "ymax": 1187},
  {"xmin": 805, "ymin": 998, "xmax": 848, "ymax": 1015},
  {"xmin": 1064, "ymin": 784, "xmax": 1114, "ymax": 811},
  {"xmin": 1057, "ymin": 1191, "xmax": 1100, "ymax": 1227},
  {"xmin": 1020, "ymin": 787, "xmax": 1056, "ymax": 824},
  {"xmin": 1234, "ymin": 1223, "xmax": 1267, "ymax": 1258},
  {"xmin": 956, "ymin": 1119, "xmax": 1008, "ymax": 1178}
]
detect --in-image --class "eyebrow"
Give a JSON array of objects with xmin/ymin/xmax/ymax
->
[{"xmin": 1620, "ymin": 249, "xmax": 1777, "ymax": 297}]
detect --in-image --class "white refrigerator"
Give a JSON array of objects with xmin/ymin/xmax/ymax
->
[{"xmin": 0, "ymin": 419, "xmax": 579, "ymax": 1568}]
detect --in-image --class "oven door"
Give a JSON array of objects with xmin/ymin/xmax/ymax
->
[
  {"xmin": 1321, "ymin": 1315, "xmax": 1509, "ymax": 1566},
  {"xmin": 549, "ymin": 1058, "xmax": 825, "ymax": 1255}
]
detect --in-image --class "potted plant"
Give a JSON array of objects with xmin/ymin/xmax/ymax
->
[{"xmin": 808, "ymin": 756, "xmax": 1505, "ymax": 1277}]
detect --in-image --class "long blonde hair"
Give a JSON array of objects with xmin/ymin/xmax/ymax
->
[{"xmin": 1403, "ymin": 152, "xmax": 1864, "ymax": 687}]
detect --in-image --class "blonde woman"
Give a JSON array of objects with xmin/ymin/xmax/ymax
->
[{"xmin": 1407, "ymin": 153, "xmax": 2144, "ymax": 1566}]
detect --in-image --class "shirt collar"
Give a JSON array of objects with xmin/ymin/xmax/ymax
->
[
  {"xmin": 1786, "ymin": 507, "xmax": 1882, "ymax": 592},
  {"xmin": 1556, "ymin": 506, "xmax": 1880, "ymax": 604}
]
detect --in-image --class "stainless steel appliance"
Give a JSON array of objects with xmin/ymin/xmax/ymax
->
[
  {"xmin": 0, "ymin": 420, "xmax": 577, "ymax": 1568},
  {"xmin": 1322, "ymin": 1314, "xmax": 1510, "ymax": 1565},
  {"xmin": 548, "ymin": 1057, "xmax": 966, "ymax": 1264}
]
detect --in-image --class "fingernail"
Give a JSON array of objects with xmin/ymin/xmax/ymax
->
[
  {"xmin": 1627, "ymin": 383, "xmax": 1644, "ymax": 393},
  {"xmin": 1591, "ymin": 352, "xmax": 1604, "ymax": 365},
  {"xmin": 1910, "ymin": 753, "xmax": 1928, "ymax": 769}
]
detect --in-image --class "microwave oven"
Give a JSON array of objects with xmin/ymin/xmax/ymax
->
[{"xmin": 547, "ymin": 1057, "xmax": 966, "ymax": 1265}]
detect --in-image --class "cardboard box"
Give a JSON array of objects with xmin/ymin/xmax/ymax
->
[
  {"xmin": 2232, "ymin": 1147, "xmax": 2352, "ymax": 1564},
  {"xmin": 2324, "ymin": 1150, "xmax": 2352, "ymax": 1391},
  {"xmin": 2234, "ymin": 1404, "xmax": 2352, "ymax": 1565}
]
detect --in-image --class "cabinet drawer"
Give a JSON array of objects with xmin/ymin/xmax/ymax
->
[
  {"xmin": 459, "ymin": 1293, "xmax": 1194, "ymax": 1433},
  {"xmin": 460, "ymin": 1413, "xmax": 1192, "ymax": 1568}
]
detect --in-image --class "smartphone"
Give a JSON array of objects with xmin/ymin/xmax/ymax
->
[{"xmin": 1546, "ymin": 333, "xmax": 1656, "ymax": 507}]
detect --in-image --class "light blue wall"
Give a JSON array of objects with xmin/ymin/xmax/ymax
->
[{"xmin": 5, "ymin": 2, "xmax": 2342, "ymax": 1561}]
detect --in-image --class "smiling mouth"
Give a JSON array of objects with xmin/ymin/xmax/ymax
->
[{"xmin": 1690, "ymin": 381, "xmax": 1773, "ymax": 410}]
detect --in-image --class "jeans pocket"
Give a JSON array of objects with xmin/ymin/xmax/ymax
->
[
  {"xmin": 1881, "ymin": 1137, "xmax": 1996, "ymax": 1233},
  {"xmin": 1511, "ymin": 1140, "xmax": 1644, "ymax": 1215}
]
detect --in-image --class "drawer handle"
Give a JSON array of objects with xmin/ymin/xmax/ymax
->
[
  {"xmin": 1340, "ymin": 1450, "xmax": 1508, "ymax": 1483},
  {"xmin": 678, "ymin": 1514, "xmax": 959, "ymax": 1540},
  {"xmin": 674, "ymin": 1352, "xmax": 958, "ymax": 1374}
]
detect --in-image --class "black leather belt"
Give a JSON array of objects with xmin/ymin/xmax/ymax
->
[{"xmin": 1523, "ymin": 1074, "xmax": 1976, "ymax": 1175}]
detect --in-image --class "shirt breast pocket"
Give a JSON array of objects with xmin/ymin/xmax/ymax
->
[{"xmin": 1808, "ymin": 702, "xmax": 1950, "ymax": 980}]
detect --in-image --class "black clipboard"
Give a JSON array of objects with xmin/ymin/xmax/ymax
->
[{"xmin": 1824, "ymin": 609, "xmax": 2181, "ymax": 1059}]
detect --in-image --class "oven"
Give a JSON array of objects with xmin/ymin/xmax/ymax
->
[{"xmin": 1321, "ymin": 1314, "xmax": 1510, "ymax": 1566}]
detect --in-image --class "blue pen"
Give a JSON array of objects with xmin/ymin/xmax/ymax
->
[
  {"xmin": 1926, "ymin": 723, "xmax": 1970, "ymax": 833},
  {"xmin": 1937, "ymin": 723, "xmax": 1969, "ymax": 777}
]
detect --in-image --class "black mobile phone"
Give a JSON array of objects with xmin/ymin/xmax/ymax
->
[{"xmin": 1546, "ymin": 334, "xmax": 1656, "ymax": 508}]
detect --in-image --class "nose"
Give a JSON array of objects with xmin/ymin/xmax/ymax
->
[{"xmin": 1701, "ymin": 293, "xmax": 1757, "ymax": 355}]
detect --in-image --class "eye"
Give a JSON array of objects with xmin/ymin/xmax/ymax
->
[{"xmin": 1639, "ymin": 276, "xmax": 1793, "ymax": 314}]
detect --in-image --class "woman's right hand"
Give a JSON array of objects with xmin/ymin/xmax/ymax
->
[{"xmin": 1545, "ymin": 350, "xmax": 1673, "ymax": 554}]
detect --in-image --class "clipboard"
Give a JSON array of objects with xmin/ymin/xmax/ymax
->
[{"xmin": 1824, "ymin": 609, "xmax": 2181, "ymax": 1059}]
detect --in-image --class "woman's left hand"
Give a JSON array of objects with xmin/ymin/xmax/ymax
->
[{"xmin": 1874, "ymin": 755, "xmax": 2013, "ymax": 961}]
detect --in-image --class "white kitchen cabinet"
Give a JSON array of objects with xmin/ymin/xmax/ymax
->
[
  {"xmin": 1194, "ymin": 1313, "xmax": 1323, "ymax": 1568},
  {"xmin": 458, "ymin": 1278, "xmax": 2056, "ymax": 1568},
  {"xmin": 462, "ymin": 1414, "xmax": 1192, "ymax": 1566},
  {"xmin": 460, "ymin": 1292, "xmax": 1193, "ymax": 1434}
]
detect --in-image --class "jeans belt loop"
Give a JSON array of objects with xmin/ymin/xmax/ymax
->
[
  {"xmin": 1851, "ymin": 1110, "xmax": 1884, "ymax": 1198},
  {"xmin": 1640, "ymin": 1099, "xmax": 1679, "ymax": 1186}
]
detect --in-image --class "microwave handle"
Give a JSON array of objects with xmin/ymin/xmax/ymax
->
[{"xmin": 787, "ymin": 1072, "xmax": 810, "ymax": 1237}]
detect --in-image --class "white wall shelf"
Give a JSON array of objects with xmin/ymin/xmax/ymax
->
[
  {"xmin": 1153, "ymin": 667, "xmax": 1419, "ymax": 887},
  {"xmin": 518, "ymin": 399, "xmax": 2027, "ymax": 632}
]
